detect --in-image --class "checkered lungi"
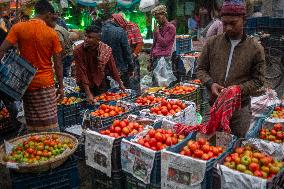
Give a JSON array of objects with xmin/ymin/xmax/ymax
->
[{"xmin": 23, "ymin": 86, "xmax": 59, "ymax": 132}]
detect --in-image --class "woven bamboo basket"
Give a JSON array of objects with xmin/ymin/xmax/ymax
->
[{"xmin": 0, "ymin": 132, "xmax": 78, "ymax": 173}]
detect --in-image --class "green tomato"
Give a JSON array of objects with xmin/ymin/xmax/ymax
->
[
  {"xmin": 52, "ymin": 150, "xmax": 57, "ymax": 155},
  {"xmin": 18, "ymin": 143, "xmax": 23, "ymax": 147},
  {"xmin": 44, "ymin": 146, "xmax": 49, "ymax": 150},
  {"xmin": 28, "ymin": 141, "xmax": 35, "ymax": 146}
]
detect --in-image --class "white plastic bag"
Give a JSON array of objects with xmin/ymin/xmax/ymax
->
[
  {"xmin": 153, "ymin": 57, "xmax": 177, "ymax": 87},
  {"xmin": 140, "ymin": 75, "xmax": 153, "ymax": 92},
  {"xmin": 251, "ymin": 89, "xmax": 279, "ymax": 117},
  {"xmin": 107, "ymin": 76, "xmax": 119, "ymax": 89},
  {"xmin": 139, "ymin": 0, "xmax": 159, "ymax": 12}
]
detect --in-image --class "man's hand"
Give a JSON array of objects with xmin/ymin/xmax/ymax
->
[
  {"xmin": 154, "ymin": 23, "xmax": 159, "ymax": 32},
  {"xmin": 211, "ymin": 83, "xmax": 225, "ymax": 97},
  {"xmin": 56, "ymin": 88, "xmax": 64, "ymax": 100},
  {"xmin": 132, "ymin": 53, "xmax": 138, "ymax": 59},
  {"xmin": 128, "ymin": 71, "xmax": 134, "ymax": 78},
  {"xmin": 119, "ymin": 83, "xmax": 126, "ymax": 91},
  {"xmin": 87, "ymin": 94, "xmax": 97, "ymax": 104}
]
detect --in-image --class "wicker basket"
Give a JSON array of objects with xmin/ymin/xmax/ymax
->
[{"xmin": 0, "ymin": 132, "xmax": 78, "ymax": 173}]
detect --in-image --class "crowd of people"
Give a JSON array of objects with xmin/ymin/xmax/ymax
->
[{"xmin": 0, "ymin": 0, "xmax": 268, "ymax": 140}]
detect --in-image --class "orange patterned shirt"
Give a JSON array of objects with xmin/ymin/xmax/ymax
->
[{"xmin": 6, "ymin": 19, "xmax": 62, "ymax": 91}]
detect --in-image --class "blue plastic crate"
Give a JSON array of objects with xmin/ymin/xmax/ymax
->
[
  {"xmin": 217, "ymin": 139, "xmax": 284, "ymax": 189},
  {"xmin": 0, "ymin": 51, "xmax": 36, "ymax": 101},
  {"xmin": 57, "ymin": 101, "xmax": 86, "ymax": 131},
  {"xmin": 95, "ymin": 89, "xmax": 138, "ymax": 106},
  {"xmin": 246, "ymin": 17, "xmax": 257, "ymax": 28},
  {"xmin": 92, "ymin": 169, "xmax": 125, "ymax": 189},
  {"xmin": 269, "ymin": 18, "xmax": 283, "ymax": 28},
  {"xmin": 176, "ymin": 37, "xmax": 192, "ymax": 55},
  {"xmin": 10, "ymin": 156, "xmax": 79, "ymax": 189},
  {"xmin": 125, "ymin": 174, "xmax": 161, "ymax": 189},
  {"xmin": 122, "ymin": 120, "xmax": 194, "ymax": 187},
  {"xmin": 245, "ymin": 27, "xmax": 257, "ymax": 35},
  {"xmin": 257, "ymin": 17, "xmax": 271, "ymax": 27},
  {"xmin": 96, "ymin": 125, "xmax": 124, "ymax": 173},
  {"xmin": 245, "ymin": 105, "xmax": 275, "ymax": 139}
]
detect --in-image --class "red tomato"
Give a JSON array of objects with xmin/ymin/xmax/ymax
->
[
  {"xmin": 197, "ymin": 138, "xmax": 207, "ymax": 145},
  {"xmin": 113, "ymin": 120, "xmax": 120, "ymax": 127},
  {"xmin": 149, "ymin": 138, "xmax": 157, "ymax": 147},
  {"xmin": 194, "ymin": 150, "xmax": 204, "ymax": 158},
  {"xmin": 201, "ymin": 144, "xmax": 210, "ymax": 153},
  {"xmin": 155, "ymin": 132, "xmax": 163, "ymax": 142},
  {"xmin": 114, "ymin": 127, "xmax": 122, "ymax": 133},
  {"xmin": 120, "ymin": 121, "xmax": 127, "ymax": 128}
]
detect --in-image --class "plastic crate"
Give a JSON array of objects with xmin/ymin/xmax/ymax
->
[
  {"xmin": 199, "ymin": 102, "xmax": 210, "ymax": 117},
  {"xmin": 10, "ymin": 156, "xmax": 79, "ymax": 189},
  {"xmin": 91, "ymin": 169, "xmax": 125, "ymax": 189},
  {"xmin": 257, "ymin": 17, "xmax": 271, "ymax": 27},
  {"xmin": 176, "ymin": 37, "xmax": 192, "ymax": 55},
  {"xmin": 126, "ymin": 174, "xmax": 161, "ymax": 189},
  {"xmin": 246, "ymin": 17, "xmax": 257, "ymax": 28},
  {"xmin": 269, "ymin": 18, "xmax": 284, "ymax": 28},
  {"xmin": 166, "ymin": 132, "xmax": 237, "ymax": 189},
  {"xmin": 57, "ymin": 101, "xmax": 86, "ymax": 131},
  {"xmin": 216, "ymin": 139, "xmax": 284, "ymax": 189},
  {"xmin": 89, "ymin": 105, "xmax": 136, "ymax": 130},
  {"xmin": 0, "ymin": 51, "xmax": 36, "ymax": 101},
  {"xmin": 121, "ymin": 120, "xmax": 194, "ymax": 187},
  {"xmin": 245, "ymin": 27, "xmax": 257, "ymax": 35},
  {"xmin": 245, "ymin": 105, "xmax": 275, "ymax": 139},
  {"xmin": 0, "ymin": 118, "xmax": 16, "ymax": 134},
  {"xmin": 95, "ymin": 89, "xmax": 138, "ymax": 105}
]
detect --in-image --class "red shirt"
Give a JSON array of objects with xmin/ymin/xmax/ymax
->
[{"xmin": 74, "ymin": 42, "xmax": 121, "ymax": 88}]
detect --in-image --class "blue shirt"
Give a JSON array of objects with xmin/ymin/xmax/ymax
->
[
  {"xmin": 101, "ymin": 21, "xmax": 133, "ymax": 72},
  {"xmin": 188, "ymin": 18, "xmax": 197, "ymax": 30}
]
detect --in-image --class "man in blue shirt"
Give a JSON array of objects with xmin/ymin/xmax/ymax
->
[
  {"xmin": 101, "ymin": 15, "xmax": 133, "ymax": 88},
  {"xmin": 188, "ymin": 15, "xmax": 198, "ymax": 35}
]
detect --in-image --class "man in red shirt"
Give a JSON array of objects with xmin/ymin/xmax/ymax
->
[
  {"xmin": 74, "ymin": 25, "xmax": 125, "ymax": 104},
  {"xmin": 0, "ymin": 0, "xmax": 63, "ymax": 132}
]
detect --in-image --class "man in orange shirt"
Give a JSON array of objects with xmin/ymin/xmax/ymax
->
[{"xmin": 0, "ymin": 0, "xmax": 63, "ymax": 132}]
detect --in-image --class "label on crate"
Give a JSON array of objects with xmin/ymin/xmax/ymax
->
[
  {"xmin": 121, "ymin": 139, "xmax": 156, "ymax": 184},
  {"xmin": 161, "ymin": 151, "xmax": 206, "ymax": 189},
  {"xmin": 85, "ymin": 129, "xmax": 114, "ymax": 177}
]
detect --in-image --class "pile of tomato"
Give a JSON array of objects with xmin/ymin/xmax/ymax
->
[
  {"xmin": 136, "ymin": 128, "xmax": 185, "ymax": 151},
  {"xmin": 135, "ymin": 96, "xmax": 165, "ymax": 106},
  {"xmin": 91, "ymin": 104, "xmax": 127, "ymax": 118},
  {"xmin": 99, "ymin": 119, "xmax": 144, "ymax": 138},
  {"xmin": 150, "ymin": 99, "xmax": 187, "ymax": 116},
  {"xmin": 162, "ymin": 85, "xmax": 196, "ymax": 95},
  {"xmin": 95, "ymin": 92, "xmax": 128, "ymax": 102},
  {"xmin": 179, "ymin": 138, "xmax": 224, "ymax": 161}
]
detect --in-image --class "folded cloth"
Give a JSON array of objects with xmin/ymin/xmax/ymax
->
[{"xmin": 174, "ymin": 85, "xmax": 241, "ymax": 135}]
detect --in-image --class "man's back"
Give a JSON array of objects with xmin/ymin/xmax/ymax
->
[
  {"xmin": 101, "ymin": 21, "xmax": 132, "ymax": 72},
  {"xmin": 55, "ymin": 24, "xmax": 72, "ymax": 57},
  {"xmin": 6, "ymin": 19, "xmax": 62, "ymax": 90}
]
